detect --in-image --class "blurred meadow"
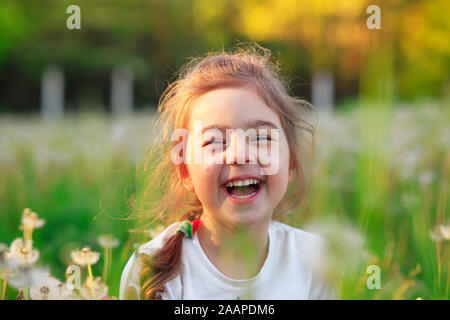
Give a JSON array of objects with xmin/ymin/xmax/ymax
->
[{"xmin": 0, "ymin": 0, "xmax": 449, "ymax": 300}]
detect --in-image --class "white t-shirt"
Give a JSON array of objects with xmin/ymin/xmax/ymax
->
[{"xmin": 119, "ymin": 220, "xmax": 334, "ymax": 300}]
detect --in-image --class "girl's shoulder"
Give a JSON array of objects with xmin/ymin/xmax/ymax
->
[
  {"xmin": 137, "ymin": 222, "xmax": 179, "ymax": 257},
  {"xmin": 119, "ymin": 222, "xmax": 179, "ymax": 300},
  {"xmin": 270, "ymin": 220, "xmax": 329, "ymax": 249},
  {"xmin": 270, "ymin": 220, "xmax": 334, "ymax": 298}
]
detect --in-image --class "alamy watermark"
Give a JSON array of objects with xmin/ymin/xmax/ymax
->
[
  {"xmin": 366, "ymin": 5, "xmax": 381, "ymax": 30},
  {"xmin": 67, "ymin": 5, "xmax": 380, "ymax": 31},
  {"xmin": 366, "ymin": 264, "xmax": 381, "ymax": 289},
  {"xmin": 66, "ymin": 5, "xmax": 81, "ymax": 30},
  {"xmin": 170, "ymin": 120, "xmax": 281, "ymax": 175},
  {"xmin": 66, "ymin": 264, "xmax": 81, "ymax": 289}
]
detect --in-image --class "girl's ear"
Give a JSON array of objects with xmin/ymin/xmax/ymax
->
[{"xmin": 178, "ymin": 163, "xmax": 195, "ymax": 192}]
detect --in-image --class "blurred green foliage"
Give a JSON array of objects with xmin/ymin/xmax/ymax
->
[
  {"xmin": 0, "ymin": 0, "xmax": 449, "ymax": 111},
  {"xmin": 0, "ymin": 0, "xmax": 449, "ymax": 300},
  {"xmin": 0, "ymin": 100, "xmax": 449, "ymax": 299}
]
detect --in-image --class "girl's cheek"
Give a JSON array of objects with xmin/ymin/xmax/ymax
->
[
  {"xmin": 199, "ymin": 162, "xmax": 221, "ymax": 185},
  {"xmin": 269, "ymin": 142, "xmax": 291, "ymax": 187}
]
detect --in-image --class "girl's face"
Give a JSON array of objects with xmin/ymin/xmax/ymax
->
[{"xmin": 182, "ymin": 87, "xmax": 294, "ymax": 228}]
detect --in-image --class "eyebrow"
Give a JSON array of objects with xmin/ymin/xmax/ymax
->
[{"xmin": 200, "ymin": 120, "xmax": 279, "ymax": 136}]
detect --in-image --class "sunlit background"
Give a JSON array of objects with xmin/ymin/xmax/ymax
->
[{"xmin": 0, "ymin": 0, "xmax": 449, "ymax": 299}]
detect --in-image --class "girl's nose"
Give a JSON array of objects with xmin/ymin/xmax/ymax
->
[{"xmin": 224, "ymin": 131, "xmax": 257, "ymax": 165}]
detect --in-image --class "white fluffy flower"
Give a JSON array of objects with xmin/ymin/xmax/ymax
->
[
  {"xmin": 98, "ymin": 235, "xmax": 119, "ymax": 249},
  {"xmin": 79, "ymin": 276, "xmax": 108, "ymax": 300},
  {"xmin": 0, "ymin": 244, "xmax": 20, "ymax": 279},
  {"xmin": 430, "ymin": 225, "xmax": 450, "ymax": 242},
  {"xmin": 30, "ymin": 275, "xmax": 80, "ymax": 300},
  {"xmin": 9, "ymin": 238, "xmax": 39, "ymax": 265},
  {"xmin": 440, "ymin": 225, "xmax": 450, "ymax": 240},
  {"xmin": 8, "ymin": 266, "xmax": 49, "ymax": 289},
  {"xmin": 71, "ymin": 247, "xmax": 100, "ymax": 266},
  {"xmin": 20, "ymin": 208, "xmax": 45, "ymax": 230}
]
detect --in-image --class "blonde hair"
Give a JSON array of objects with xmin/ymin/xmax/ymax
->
[{"xmin": 136, "ymin": 43, "xmax": 315, "ymax": 299}]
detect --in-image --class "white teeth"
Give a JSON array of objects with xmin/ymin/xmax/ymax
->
[
  {"xmin": 225, "ymin": 178, "xmax": 260, "ymax": 188},
  {"xmin": 229, "ymin": 191, "xmax": 257, "ymax": 199}
]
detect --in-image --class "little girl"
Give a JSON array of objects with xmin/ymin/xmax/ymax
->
[{"xmin": 119, "ymin": 44, "xmax": 333, "ymax": 300}]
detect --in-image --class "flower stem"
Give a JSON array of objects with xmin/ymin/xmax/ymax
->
[
  {"xmin": 446, "ymin": 267, "xmax": 449, "ymax": 299},
  {"xmin": 1, "ymin": 278, "xmax": 6, "ymax": 300},
  {"xmin": 436, "ymin": 241, "xmax": 441, "ymax": 290},
  {"xmin": 87, "ymin": 263, "xmax": 94, "ymax": 286},
  {"xmin": 103, "ymin": 247, "xmax": 108, "ymax": 282},
  {"xmin": 29, "ymin": 229, "xmax": 34, "ymax": 248},
  {"xmin": 108, "ymin": 246, "xmax": 112, "ymax": 280},
  {"xmin": 24, "ymin": 287, "xmax": 29, "ymax": 300},
  {"xmin": 23, "ymin": 227, "xmax": 34, "ymax": 251}
]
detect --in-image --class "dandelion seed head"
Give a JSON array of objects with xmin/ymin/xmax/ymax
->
[
  {"xmin": 71, "ymin": 247, "xmax": 100, "ymax": 266},
  {"xmin": 439, "ymin": 225, "xmax": 450, "ymax": 240},
  {"xmin": 20, "ymin": 208, "xmax": 45, "ymax": 230},
  {"xmin": 41, "ymin": 286, "xmax": 49, "ymax": 294},
  {"xmin": 429, "ymin": 225, "xmax": 446, "ymax": 242},
  {"xmin": 9, "ymin": 238, "xmax": 39, "ymax": 264},
  {"xmin": 79, "ymin": 277, "xmax": 108, "ymax": 300},
  {"xmin": 0, "ymin": 243, "xmax": 21, "ymax": 276},
  {"xmin": 30, "ymin": 275, "xmax": 80, "ymax": 300},
  {"xmin": 0, "ymin": 243, "xmax": 8, "ymax": 264},
  {"xmin": 8, "ymin": 266, "xmax": 50, "ymax": 289},
  {"xmin": 98, "ymin": 234, "xmax": 119, "ymax": 248}
]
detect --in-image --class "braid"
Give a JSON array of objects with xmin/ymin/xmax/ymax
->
[{"xmin": 140, "ymin": 211, "xmax": 201, "ymax": 300}]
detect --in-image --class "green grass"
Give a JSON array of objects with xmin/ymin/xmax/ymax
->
[{"xmin": 0, "ymin": 102, "xmax": 448, "ymax": 299}]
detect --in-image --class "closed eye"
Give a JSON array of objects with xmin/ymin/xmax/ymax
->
[
  {"xmin": 202, "ymin": 139, "xmax": 225, "ymax": 147},
  {"xmin": 203, "ymin": 135, "xmax": 271, "ymax": 147},
  {"xmin": 254, "ymin": 136, "xmax": 272, "ymax": 141}
]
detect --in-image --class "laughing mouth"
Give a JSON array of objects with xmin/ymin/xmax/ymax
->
[{"xmin": 222, "ymin": 178, "xmax": 264, "ymax": 199}]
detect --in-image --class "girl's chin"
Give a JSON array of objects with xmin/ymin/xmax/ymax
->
[{"xmin": 222, "ymin": 209, "xmax": 268, "ymax": 226}]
